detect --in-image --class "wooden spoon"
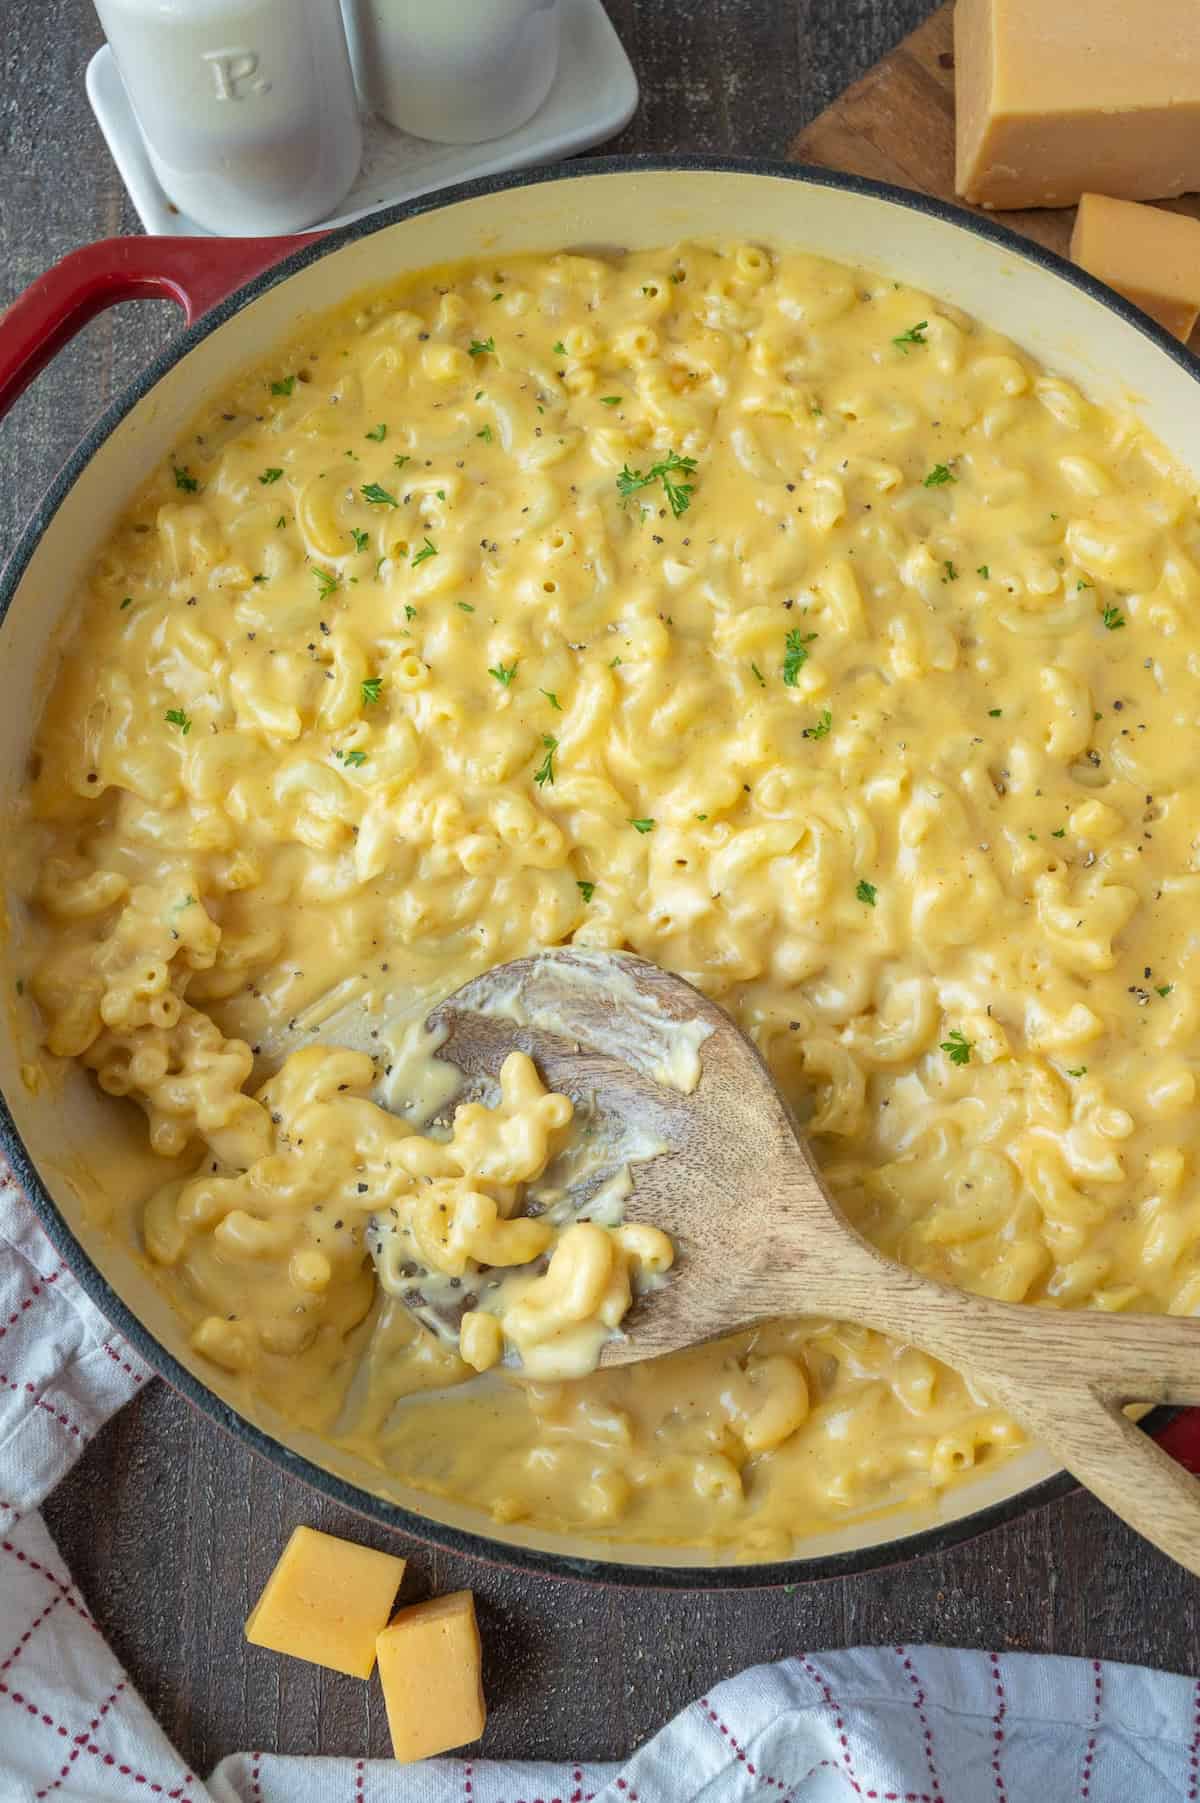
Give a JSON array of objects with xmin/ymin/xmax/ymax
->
[{"xmin": 428, "ymin": 947, "xmax": 1200, "ymax": 1576}]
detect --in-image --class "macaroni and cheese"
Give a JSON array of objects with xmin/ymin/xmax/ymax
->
[{"xmin": 16, "ymin": 240, "xmax": 1200, "ymax": 1557}]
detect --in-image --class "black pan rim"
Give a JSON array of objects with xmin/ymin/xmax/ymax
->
[{"xmin": 0, "ymin": 152, "xmax": 1193, "ymax": 1589}]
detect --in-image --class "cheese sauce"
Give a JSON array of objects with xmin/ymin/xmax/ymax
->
[{"xmin": 14, "ymin": 240, "xmax": 1200, "ymax": 1557}]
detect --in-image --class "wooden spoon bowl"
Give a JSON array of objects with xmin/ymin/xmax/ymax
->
[{"xmin": 430, "ymin": 948, "xmax": 1200, "ymax": 1576}]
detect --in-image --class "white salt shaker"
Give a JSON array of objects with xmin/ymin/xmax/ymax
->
[
  {"xmin": 92, "ymin": 0, "xmax": 364, "ymax": 235},
  {"xmin": 342, "ymin": 0, "xmax": 560, "ymax": 144}
]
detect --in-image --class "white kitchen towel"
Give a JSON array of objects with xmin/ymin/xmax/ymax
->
[{"xmin": 4, "ymin": 1171, "xmax": 1200, "ymax": 1802}]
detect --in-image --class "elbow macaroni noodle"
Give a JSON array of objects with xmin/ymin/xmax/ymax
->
[
  {"xmin": 15, "ymin": 239, "xmax": 1200, "ymax": 1556},
  {"xmin": 141, "ymin": 1041, "xmax": 666, "ymax": 1381}
]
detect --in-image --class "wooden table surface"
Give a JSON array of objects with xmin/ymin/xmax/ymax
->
[{"xmin": 2, "ymin": 0, "xmax": 1197, "ymax": 1774}]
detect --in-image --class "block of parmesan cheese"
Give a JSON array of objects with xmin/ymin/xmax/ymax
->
[
  {"xmin": 244, "ymin": 1525, "xmax": 406, "ymax": 1680},
  {"xmin": 1070, "ymin": 194, "xmax": 1200, "ymax": 343},
  {"xmin": 955, "ymin": 0, "xmax": 1200, "ymax": 210},
  {"xmin": 375, "ymin": 1590, "xmax": 487, "ymax": 1761}
]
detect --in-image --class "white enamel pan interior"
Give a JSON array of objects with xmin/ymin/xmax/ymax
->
[{"xmin": 4, "ymin": 159, "xmax": 1200, "ymax": 1586}]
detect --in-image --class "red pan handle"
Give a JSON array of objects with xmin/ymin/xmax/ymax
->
[{"xmin": 0, "ymin": 234, "xmax": 318, "ymax": 422}]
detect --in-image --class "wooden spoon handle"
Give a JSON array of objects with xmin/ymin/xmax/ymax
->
[
  {"xmin": 978, "ymin": 1367, "xmax": 1200, "ymax": 1577},
  {"xmin": 770, "ymin": 1154, "xmax": 1200, "ymax": 1406},
  {"xmin": 766, "ymin": 1155, "xmax": 1200, "ymax": 1571},
  {"xmin": 786, "ymin": 1243, "xmax": 1200, "ymax": 1407}
]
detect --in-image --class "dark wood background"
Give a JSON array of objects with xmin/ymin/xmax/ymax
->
[{"xmin": 3, "ymin": 0, "xmax": 1196, "ymax": 1775}]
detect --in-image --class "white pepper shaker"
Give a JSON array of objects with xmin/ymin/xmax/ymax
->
[
  {"xmin": 92, "ymin": 0, "xmax": 364, "ymax": 235},
  {"xmin": 341, "ymin": 0, "xmax": 560, "ymax": 144}
]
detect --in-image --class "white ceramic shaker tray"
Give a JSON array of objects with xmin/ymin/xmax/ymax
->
[{"xmin": 86, "ymin": 0, "xmax": 638, "ymax": 238}]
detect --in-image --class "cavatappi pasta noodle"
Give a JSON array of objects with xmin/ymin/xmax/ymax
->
[{"xmin": 15, "ymin": 240, "xmax": 1200, "ymax": 1557}]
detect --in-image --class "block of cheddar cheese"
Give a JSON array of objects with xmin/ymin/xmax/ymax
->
[
  {"xmin": 1070, "ymin": 194, "xmax": 1200, "ymax": 344},
  {"xmin": 375, "ymin": 1589, "xmax": 486, "ymax": 1761},
  {"xmin": 244, "ymin": 1525, "xmax": 406, "ymax": 1679},
  {"xmin": 955, "ymin": 0, "xmax": 1200, "ymax": 210}
]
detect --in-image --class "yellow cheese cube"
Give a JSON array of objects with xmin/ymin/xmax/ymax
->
[
  {"xmin": 376, "ymin": 1590, "xmax": 487, "ymax": 1761},
  {"xmin": 244, "ymin": 1525, "xmax": 406, "ymax": 1679},
  {"xmin": 1070, "ymin": 194, "xmax": 1200, "ymax": 343},
  {"xmin": 955, "ymin": 0, "xmax": 1200, "ymax": 211}
]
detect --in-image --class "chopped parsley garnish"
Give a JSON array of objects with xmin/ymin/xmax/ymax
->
[
  {"xmin": 653, "ymin": 453, "xmax": 697, "ymax": 518},
  {"xmin": 477, "ymin": 425, "xmax": 493, "ymax": 442},
  {"xmin": 1077, "ymin": 578, "xmax": 1092, "ymax": 591},
  {"xmin": 533, "ymin": 734, "xmax": 558, "ymax": 787},
  {"xmin": 600, "ymin": 395, "xmax": 622, "ymax": 407},
  {"xmin": 456, "ymin": 600, "xmax": 475, "ymax": 612},
  {"xmin": 404, "ymin": 604, "xmax": 417, "ymax": 621},
  {"xmin": 165, "ymin": 707, "xmax": 192, "ymax": 735},
  {"xmin": 977, "ymin": 565, "xmax": 990, "ymax": 578},
  {"xmin": 616, "ymin": 449, "xmax": 698, "ymax": 518},
  {"xmin": 616, "ymin": 463, "xmax": 653, "ymax": 499},
  {"xmin": 1066, "ymin": 1065, "xmax": 1087, "ymax": 1078},
  {"xmin": 940, "ymin": 1028, "xmax": 973, "ymax": 1065},
  {"xmin": 119, "ymin": 596, "xmax": 132, "ymax": 610},
  {"xmin": 577, "ymin": 880, "xmax": 595, "ymax": 902},
  {"xmin": 393, "ymin": 454, "xmax": 410, "ymax": 471},
  {"xmin": 1052, "ymin": 826, "xmax": 1066, "ymax": 838},
  {"xmin": 803, "ymin": 709, "xmax": 832, "ymax": 741},
  {"xmin": 172, "ymin": 464, "xmax": 198, "ymax": 493},
  {"xmin": 259, "ymin": 467, "xmax": 284, "ymax": 485},
  {"xmin": 361, "ymin": 482, "xmax": 398, "ymax": 507},
  {"xmin": 750, "ymin": 662, "xmax": 766, "ymax": 687},
  {"xmin": 468, "ymin": 337, "xmax": 495, "ymax": 358},
  {"xmin": 942, "ymin": 560, "xmax": 958, "ymax": 582},
  {"xmin": 350, "ymin": 527, "xmax": 369, "ymax": 552},
  {"xmin": 270, "ymin": 375, "xmax": 296, "ymax": 396},
  {"xmin": 276, "ymin": 515, "xmax": 286, "ymax": 528},
  {"xmin": 365, "ymin": 423, "xmax": 388, "ymax": 441},
  {"xmin": 609, "ymin": 656, "xmax": 622, "ymax": 668},
  {"xmin": 923, "ymin": 463, "xmax": 955, "ymax": 488},
  {"xmin": 489, "ymin": 662, "xmax": 517, "ymax": 686},
  {"xmin": 313, "ymin": 566, "xmax": 339, "ymax": 600},
  {"xmin": 411, "ymin": 538, "xmax": 437, "ymax": 567},
  {"xmin": 629, "ymin": 817, "xmax": 655, "ymax": 834},
  {"xmin": 553, "ymin": 340, "xmax": 567, "ymax": 355},
  {"xmin": 540, "ymin": 689, "xmax": 562, "ymax": 709},
  {"xmin": 360, "ymin": 677, "xmax": 383, "ymax": 705},
  {"xmin": 782, "ymin": 628, "xmax": 818, "ymax": 686},
  {"xmin": 1157, "ymin": 984, "xmax": 1174, "ymax": 997},
  {"xmin": 1101, "ymin": 603, "xmax": 1126, "ymax": 631},
  {"xmin": 988, "ymin": 707, "xmax": 1002, "ymax": 717},
  {"xmin": 856, "ymin": 879, "xmax": 877, "ymax": 906},
  {"xmin": 892, "ymin": 320, "xmax": 928, "ymax": 351},
  {"xmin": 336, "ymin": 748, "xmax": 367, "ymax": 767}
]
